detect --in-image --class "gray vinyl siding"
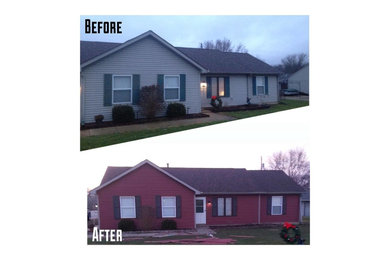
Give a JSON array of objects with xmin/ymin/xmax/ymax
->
[
  {"xmin": 201, "ymin": 74, "xmax": 278, "ymax": 107},
  {"xmin": 249, "ymin": 75, "xmax": 279, "ymax": 104},
  {"xmin": 288, "ymin": 66, "xmax": 309, "ymax": 94},
  {"xmin": 80, "ymin": 36, "xmax": 201, "ymax": 123}
]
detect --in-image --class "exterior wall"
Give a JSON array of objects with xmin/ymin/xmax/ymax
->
[
  {"xmin": 201, "ymin": 75, "xmax": 278, "ymax": 107},
  {"xmin": 288, "ymin": 66, "xmax": 309, "ymax": 94},
  {"xmin": 97, "ymin": 164, "xmax": 195, "ymax": 230},
  {"xmin": 260, "ymin": 194, "xmax": 300, "ymax": 223},
  {"xmin": 81, "ymin": 36, "xmax": 202, "ymax": 123},
  {"xmin": 301, "ymin": 201, "xmax": 310, "ymax": 217},
  {"xmin": 249, "ymin": 75, "xmax": 279, "ymax": 105},
  {"xmin": 204, "ymin": 195, "xmax": 259, "ymax": 226}
]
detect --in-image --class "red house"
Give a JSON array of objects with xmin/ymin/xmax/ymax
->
[{"xmin": 92, "ymin": 160, "xmax": 304, "ymax": 230}]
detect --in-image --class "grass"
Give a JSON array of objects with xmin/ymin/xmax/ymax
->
[
  {"xmin": 80, "ymin": 99, "xmax": 308, "ymax": 151},
  {"xmin": 213, "ymin": 224, "xmax": 310, "ymax": 245},
  {"xmin": 80, "ymin": 120, "xmax": 227, "ymax": 151},
  {"xmin": 221, "ymin": 99, "xmax": 309, "ymax": 119},
  {"xmin": 88, "ymin": 224, "xmax": 310, "ymax": 245}
]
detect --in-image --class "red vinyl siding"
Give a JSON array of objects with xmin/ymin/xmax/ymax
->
[
  {"xmin": 204, "ymin": 195, "xmax": 259, "ymax": 226},
  {"xmin": 260, "ymin": 194, "xmax": 300, "ymax": 223},
  {"xmin": 97, "ymin": 164, "xmax": 195, "ymax": 229}
]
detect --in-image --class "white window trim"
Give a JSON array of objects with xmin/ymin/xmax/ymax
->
[
  {"xmin": 112, "ymin": 75, "xmax": 133, "ymax": 105},
  {"xmin": 119, "ymin": 196, "xmax": 136, "ymax": 219},
  {"xmin": 256, "ymin": 76, "xmax": 265, "ymax": 96},
  {"xmin": 271, "ymin": 196, "xmax": 283, "ymax": 215},
  {"xmin": 161, "ymin": 196, "xmax": 176, "ymax": 218},
  {"xmin": 164, "ymin": 75, "xmax": 180, "ymax": 101}
]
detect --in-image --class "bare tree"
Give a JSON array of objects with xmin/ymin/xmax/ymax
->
[
  {"xmin": 267, "ymin": 148, "xmax": 310, "ymax": 189},
  {"xmin": 200, "ymin": 38, "xmax": 247, "ymax": 53},
  {"xmin": 277, "ymin": 53, "xmax": 308, "ymax": 74}
]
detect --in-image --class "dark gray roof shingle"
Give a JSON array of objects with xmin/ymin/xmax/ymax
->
[
  {"xmin": 80, "ymin": 41, "xmax": 121, "ymax": 64},
  {"xmin": 100, "ymin": 166, "xmax": 304, "ymax": 194}
]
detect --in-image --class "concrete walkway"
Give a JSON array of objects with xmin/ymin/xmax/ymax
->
[{"xmin": 81, "ymin": 111, "xmax": 235, "ymax": 137}]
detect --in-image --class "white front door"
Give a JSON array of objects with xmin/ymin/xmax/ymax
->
[{"xmin": 195, "ymin": 197, "xmax": 206, "ymax": 224}]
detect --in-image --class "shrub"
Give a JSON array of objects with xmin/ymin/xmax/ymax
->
[
  {"xmin": 94, "ymin": 114, "xmax": 104, "ymax": 123},
  {"xmin": 161, "ymin": 219, "xmax": 177, "ymax": 230},
  {"xmin": 139, "ymin": 85, "xmax": 165, "ymax": 119},
  {"xmin": 112, "ymin": 105, "xmax": 135, "ymax": 123},
  {"xmin": 166, "ymin": 103, "xmax": 186, "ymax": 117},
  {"xmin": 118, "ymin": 219, "xmax": 136, "ymax": 231}
]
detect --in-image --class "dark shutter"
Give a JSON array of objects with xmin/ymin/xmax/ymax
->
[
  {"xmin": 224, "ymin": 77, "xmax": 230, "ymax": 97},
  {"xmin": 113, "ymin": 196, "xmax": 120, "ymax": 219},
  {"xmin": 180, "ymin": 74, "xmax": 186, "ymax": 101},
  {"xmin": 266, "ymin": 196, "xmax": 272, "ymax": 215},
  {"xmin": 132, "ymin": 74, "xmax": 140, "ymax": 104},
  {"xmin": 206, "ymin": 77, "xmax": 212, "ymax": 98},
  {"xmin": 212, "ymin": 197, "xmax": 217, "ymax": 217},
  {"xmin": 104, "ymin": 74, "xmax": 112, "ymax": 106},
  {"xmin": 157, "ymin": 74, "xmax": 164, "ymax": 101},
  {"xmin": 265, "ymin": 76, "xmax": 269, "ymax": 95},
  {"xmin": 135, "ymin": 196, "xmax": 141, "ymax": 219},
  {"xmin": 155, "ymin": 195, "xmax": 162, "ymax": 218},
  {"xmin": 252, "ymin": 76, "xmax": 257, "ymax": 96},
  {"xmin": 232, "ymin": 197, "xmax": 237, "ymax": 216},
  {"xmin": 282, "ymin": 196, "xmax": 287, "ymax": 215},
  {"xmin": 176, "ymin": 196, "xmax": 182, "ymax": 218}
]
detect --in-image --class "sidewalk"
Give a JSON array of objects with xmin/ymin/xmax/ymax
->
[{"xmin": 81, "ymin": 111, "xmax": 235, "ymax": 137}]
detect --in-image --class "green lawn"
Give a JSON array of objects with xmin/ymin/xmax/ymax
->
[
  {"xmin": 88, "ymin": 234, "xmax": 209, "ymax": 245},
  {"xmin": 213, "ymin": 224, "xmax": 310, "ymax": 245},
  {"xmin": 222, "ymin": 99, "xmax": 309, "ymax": 119},
  {"xmin": 80, "ymin": 121, "xmax": 227, "ymax": 151}
]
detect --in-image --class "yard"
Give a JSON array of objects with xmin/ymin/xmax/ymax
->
[
  {"xmin": 88, "ymin": 223, "xmax": 310, "ymax": 245},
  {"xmin": 80, "ymin": 99, "xmax": 308, "ymax": 151},
  {"xmin": 221, "ymin": 99, "xmax": 309, "ymax": 119}
]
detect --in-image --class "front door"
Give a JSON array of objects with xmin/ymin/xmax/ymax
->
[{"xmin": 195, "ymin": 197, "xmax": 206, "ymax": 224}]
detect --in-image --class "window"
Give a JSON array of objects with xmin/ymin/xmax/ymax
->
[
  {"xmin": 196, "ymin": 199, "xmax": 204, "ymax": 213},
  {"xmin": 210, "ymin": 77, "xmax": 226, "ymax": 97},
  {"xmin": 271, "ymin": 196, "xmax": 283, "ymax": 215},
  {"xmin": 225, "ymin": 198, "xmax": 232, "ymax": 216},
  {"xmin": 120, "ymin": 196, "xmax": 136, "ymax": 218},
  {"xmin": 113, "ymin": 75, "xmax": 132, "ymax": 104},
  {"xmin": 161, "ymin": 196, "xmax": 176, "ymax": 218},
  {"xmin": 217, "ymin": 197, "xmax": 232, "ymax": 216},
  {"xmin": 164, "ymin": 75, "xmax": 180, "ymax": 101},
  {"xmin": 256, "ymin": 76, "xmax": 265, "ymax": 95}
]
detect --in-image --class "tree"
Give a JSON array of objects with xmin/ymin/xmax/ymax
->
[
  {"xmin": 277, "ymin": 53, "xmax": 308, "ymax": 74},
  {"xmin": 267, "ymin": 148, "xmax": 310, "ymax": 189},
  {"xmin": 200, "ymin": 38, "xmax": 248, "ymax": 53}
]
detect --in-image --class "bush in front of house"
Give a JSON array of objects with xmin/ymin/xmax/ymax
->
[
  {"xmin": 112, "ymin": 105, "xmax": 135, "ymax": 123},
  {"xmin": 161, "ymin": 219, "xmax": 177, "ymax": 230},
  {"xmin": 94, "ymin": 114, "xmax": 104, "ymax": 124},
  {"xmin": 166, "ymin": 103, "xmax": 186, "ymax": 117},
  {"xmin": 118, "ymin": 219, "xmax": 137, "ymax": 231},
  {"xmin": 139, "ymin": 85, "xmax": 165, "ymax": 119}
]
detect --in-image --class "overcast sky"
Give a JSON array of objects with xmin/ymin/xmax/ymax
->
[{"xmin": 80, "ymin": 15, "xmax": 309, "ymax": 65}]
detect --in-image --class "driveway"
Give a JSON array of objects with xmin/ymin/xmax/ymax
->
[{"xmin": 81, "ymin": 111, "xmax": 235, "ymax": 137}]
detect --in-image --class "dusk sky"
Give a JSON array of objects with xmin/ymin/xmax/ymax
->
[{"xmin": 80, "ymin": 15, "xmax": 309, "ymax": 65}]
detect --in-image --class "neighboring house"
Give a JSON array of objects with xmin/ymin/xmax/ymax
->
[
  {"xmin": 88, "ymin": 191, "xmax": 99, "ymax": 221},
  {"xmin": 288, "ymin": 65, "xmax": 309, "ymax": 95},
  {"xmin": 300, "ymin": 190, "xmax": 310, "ymax": 217},
  {"xmin": 80, "ymin": 30, "xmax": 280, "ymax": 124},
  {"xmin": 91, "ymin": 160, "xmax": 304, "ymax": 230}
]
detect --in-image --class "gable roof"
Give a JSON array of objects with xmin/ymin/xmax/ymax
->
[
  {"xmin": 94, "ymin": 161, "xmax": 304, "ymax": 194},
  {"xmin": 80, "ymin": 30, "xmax": 207, "ymax": 72},
  {"xmin": 176, "ymin": 47, "xmax": 280, "ymax": 75},
  {"xmin": 80, "ymin": 30, "xmax": 279, "ymax": 75},
  {"xmin": 92, "ymin": 160, "xmax": 200, "ymax": 194}
]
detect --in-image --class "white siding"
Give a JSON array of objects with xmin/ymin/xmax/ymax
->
[
  {"xmin": 80, "ymin": 36, "xmax": 201, "ymax": 123},
  {"xmin": 288, "ymin": 66, "xmax": 309, "ymax": 94},
  {"xmin": 201, "ymin": 75, "xmax": 278, "ymax": 107}
]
